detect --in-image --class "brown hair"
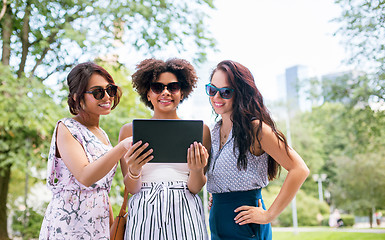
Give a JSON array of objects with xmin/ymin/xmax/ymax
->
[
  {"xmin": 67, "ymin": 62, "xmax": 122, "ymax": 115},
  {"xmin": 211, "ymin": 60, "xmax": 284, "ymax": 180},
  {"xmin": 131, "ymin": 58, "xmax": 198, "ymax": 109}
]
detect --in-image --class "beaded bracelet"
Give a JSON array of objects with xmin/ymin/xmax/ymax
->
[{"xmin": 128, "ymin": 168, "xmax": 141, "ymax": 180}]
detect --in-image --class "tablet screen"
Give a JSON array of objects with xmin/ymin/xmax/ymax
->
[{"xmin": 132, "ymin": 119, "xmax": 203, "ymax": 163}]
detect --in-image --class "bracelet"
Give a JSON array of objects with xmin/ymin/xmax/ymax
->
[{"xmin": 128, "ymin": 168, "xmax": 141, "ymax": 180}]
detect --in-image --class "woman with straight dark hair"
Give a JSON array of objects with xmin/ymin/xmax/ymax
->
[
  {"xmin": 206, "ymin": 60, "xmax": 309, "ymax": 240},
  {"xmin": 39, "ymin": 62, "xmax": 150, "ymax": 239}
]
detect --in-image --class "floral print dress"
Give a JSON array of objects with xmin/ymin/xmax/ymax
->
[{"xmin": 39, "ymin": 118, "xmax": 116, "ymax": 240}]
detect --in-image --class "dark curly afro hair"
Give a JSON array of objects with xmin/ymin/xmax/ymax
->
[{"xmin": 131, "ymin": 58, "xmax": 198, "ymax": 109}]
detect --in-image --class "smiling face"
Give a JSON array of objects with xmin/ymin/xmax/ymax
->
[
  {"xmin": 209, "ymin": 70, "xmax": 234, "ymax": 118},
  {"xmin": 82, "ymin": 73, "xmax": 114, "ymax": 117},
  {"xmin": 147, "ymin": 72, "xmax": 182, "ymax": 117}
]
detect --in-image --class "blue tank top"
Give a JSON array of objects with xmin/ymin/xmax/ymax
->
[{"xmin": 207, "ymin": 121, "xmax": 269, "ymax": 193}]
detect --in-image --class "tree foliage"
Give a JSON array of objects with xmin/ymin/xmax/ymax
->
[
  {"xmin": 296, "ymin": 99, "xmax": 385, "ymax": 225},
  {"xmin": 334, "ymin": 0, "xmax": 385, "ymax": 69},
  {"xmin": 334, "ymin": 0, "xmax": 385, "ymax": 101},
  {"xmin": 286, "ymin": 95, "xmax": 385, "ymax": 228},
  {"xmin": 0, "ymin": 64, "xmax": 64, "ymax": 239},
  {"xmin": 1, "ymin": 0, "xmax": 216, "ymax": 80},
  {"xmin": 331, "ymin": 152, "xmax": 385, "ymax": 221},
  {"xmin": 263, "ymin": 186, "xmax": 330, "ymax": 227}
]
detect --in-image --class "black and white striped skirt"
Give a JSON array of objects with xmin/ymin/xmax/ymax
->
[{"xmin": 124, "ymin": 181, "xmax": 208, "ymax": 240}]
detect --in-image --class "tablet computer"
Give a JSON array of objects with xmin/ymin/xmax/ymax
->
[{"xmin": 132, "ymin": 119, "xmax": 203, "ymax": 163}]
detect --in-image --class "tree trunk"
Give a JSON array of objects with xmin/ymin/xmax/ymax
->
[
  {"xmin": 17, "ymin": 1, "xmax": 31, "ymax": 78},
  {"xmin": 0, "ymin": 163, "xmax": 11, "ymax": 240},
  {"xmin": 1, "ymin": 3, "xmax": 11, "ymax": 65},
  {"xmin": 0, "ymin": 0, "xmax": 7, "ymax": 21},
  {"xmin": 369, "ymin": 209, "xmax": 373, "ymax": 228}
]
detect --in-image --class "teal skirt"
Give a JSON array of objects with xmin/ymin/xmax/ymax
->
[{"xmin": 209, "ymin": 189, "xmax": 272, "ymax": 240}]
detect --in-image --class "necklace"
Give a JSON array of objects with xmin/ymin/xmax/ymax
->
[{"xmin": 220, "ymin": 127, "xmax": 230, "ymax": 146}]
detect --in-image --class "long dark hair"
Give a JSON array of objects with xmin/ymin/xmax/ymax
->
[{"xmin": 211, "ymin": 60, "xmax": 286, "ymax": 180}]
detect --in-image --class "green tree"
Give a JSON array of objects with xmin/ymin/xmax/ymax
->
[
  {"xmin": 334, "ymin": 0, "xmax": 385, "ymax": 101},
  {"xmin": 0, "ymin": 64, "xmax": 65, "ymax": 239},
  {"xmin": 299, "ymin": 101, "xmax": 385, "ymax": 227},
  {"xmin": 328, "ymin": 106, "xmax": 385, "ymax": 227},
  {"xmin": 1, "ymin": 0, "xmax": 215, "ymax": 80},
  {"xmin": 288, "ymin": 111, "xmax": 328, "ymax": 198},
  {"xmin": 331, "ymin": 152, "xmax": 385, "ymax": 228}
]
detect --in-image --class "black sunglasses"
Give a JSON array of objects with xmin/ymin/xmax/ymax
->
[
  {"xmin": 205, "ymin": 83, "xmax": 234, "ymax": 99},
  {"xmin": 85, "ymin": 84, "xmax": 118, "ymax": 100},
  {"xmin": 150, "ymin": 82, "xmax": 181, "ymax": 94}
]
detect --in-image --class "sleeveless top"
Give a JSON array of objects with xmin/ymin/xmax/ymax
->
[
  {"xmin": 141, "ymin": 163, "xmax": 189, "ymax": 183},
  {"xmin": 46, "ymin": 118, "xmax": 116, "ymax": 193},
  {"xmin": 207, "ymin": 121, "xmax": 269, "ymax": 193}
]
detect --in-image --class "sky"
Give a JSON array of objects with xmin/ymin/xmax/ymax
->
[
  {"xmin": 204, "ymin": 0, "xmax": 349, "ymax": 101},
  {"xmin": 174, "ymin": 0, "xmax": 351, "ymax": 123}
]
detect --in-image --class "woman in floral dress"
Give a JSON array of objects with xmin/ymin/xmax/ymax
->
[{"xmin": 39, "ymin": 62, "xmax": 152, "ymax": 239}]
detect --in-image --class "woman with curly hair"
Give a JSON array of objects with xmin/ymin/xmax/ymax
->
[
  {"xmin": 119, "ymin": 58, "xmax": 210, "ymax": 239},
  {"xmin": 206, "ymin": 60, "xmax": 309, "ymax": 240}
]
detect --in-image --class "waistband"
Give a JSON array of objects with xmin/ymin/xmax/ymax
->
[
  {"xmin": 212, "ymin": 188, "xmax": 262, "ymax": 203},
  {"xmin": 141, "ymin": 181, "xmax": 186, "ymax": 190}
]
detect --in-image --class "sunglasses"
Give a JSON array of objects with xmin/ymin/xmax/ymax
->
[
  {"xmin": 150, "ymin": 82, "xmax": 181, "ymax": 94},
  {"xmin": 85, "ymin": 84, "xmax": 118, "ymax": 100},
  {"xmin": 205, "ymin": 83, "xmax": 234, "ymax": 99}
]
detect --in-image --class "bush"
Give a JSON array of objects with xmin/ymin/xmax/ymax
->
[
  {"xmin": 262, "ymin": 186, "xmax": 330, "ymax": 227},
  {"xmin": 341, "ymin": 214, "xmax": 355, "ymax": 226},
  {"xmin": 12, "ymin": 207, "xmax": 44, "ymax": 239},
  {"xmin": 320, "ymin": 216, "xmax": 329, "ymax": 226}
]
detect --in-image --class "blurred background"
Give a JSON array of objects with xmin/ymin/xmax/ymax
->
[{"xmin": 1, "ymin": 0, "xmax": 384, "ymax": 239}]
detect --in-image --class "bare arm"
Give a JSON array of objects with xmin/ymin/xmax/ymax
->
[
  {"xmin": 118, "ymin": 123, "xmax": 133, "ymax": 178},
  {"xmin": 57, "ymin": 122, "xmax": 130, "ymax": 187},
  {"xmin": 234, "ymin": 121, "xmax": 309, "ymax": 225},
  {"xmin": 187, "ymin": 124, "xmax": 211, "ymax": 194}
]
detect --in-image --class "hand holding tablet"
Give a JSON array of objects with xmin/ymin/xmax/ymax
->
[{"xmin": 132, "ymin": 119, "xmax": 203, "ymax": 163}]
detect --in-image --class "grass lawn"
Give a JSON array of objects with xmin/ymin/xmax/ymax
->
[{"xmin": 273, "ymin": 231, "xmax": 385, "ymax": 240}]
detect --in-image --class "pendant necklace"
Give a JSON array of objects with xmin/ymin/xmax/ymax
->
[{"xmin": 220, "ymin": 128, "xmax": 229, "ymax": 147}]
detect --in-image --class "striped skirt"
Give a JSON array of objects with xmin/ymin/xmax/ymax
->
[{"xmin": 124, "ymin": 181, "xmax": 208, "ymax": 240}]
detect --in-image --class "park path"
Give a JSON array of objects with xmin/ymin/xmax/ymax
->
[{"xmin": 273, "ymin": 227, "xmax": 385, "ymax": 234}]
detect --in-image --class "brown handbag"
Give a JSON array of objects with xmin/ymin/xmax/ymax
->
[{"xmin": 110, "ymin": 187, "xmax": 129, "ymax": 240}]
